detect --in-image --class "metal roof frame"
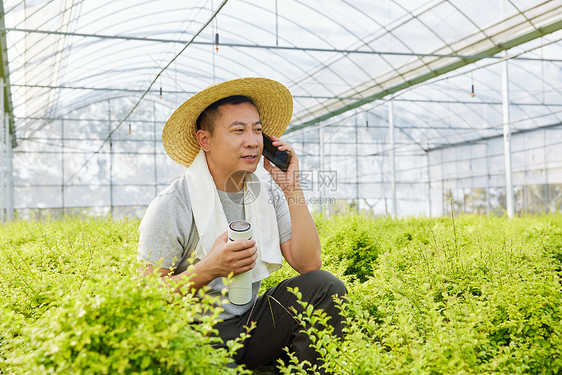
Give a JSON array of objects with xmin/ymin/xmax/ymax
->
[{"xmin": 288, "ymin": 1, "xmax": 562, "ymax": 132}]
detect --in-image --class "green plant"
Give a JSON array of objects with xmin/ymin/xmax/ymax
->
[
  {"xmin": 319, "ymin": 213, "xmax": 380, "ymax": 282},
  {"xmin": 277, "ymin": 214, "xmax": 562, "ymax": 374},
  {"xmin": 3, "ymin": 273, "xmax": 251, "ymax": 374},
  {"xmin": 2, "ymin": 214, "xmax": 562, "ymax": 374}
]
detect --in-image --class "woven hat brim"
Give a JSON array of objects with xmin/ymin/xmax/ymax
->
[{"xmin": 162, "ymin": 77, "xmax": 293, "ymax": 168}]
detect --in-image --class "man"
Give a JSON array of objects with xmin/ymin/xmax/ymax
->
[{"xmin": 138, "ymin": 77, "xmax": 346, "ymax": 371}]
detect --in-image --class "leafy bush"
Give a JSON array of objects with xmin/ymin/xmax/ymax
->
[
  {"xmin": 0, "ymin": 218, "xmax": 251, "ymax": 374},
  {"xmin": 317, "ymin": 213, "xmax": 380, "ymax": 282},
  {"xmin": 276, "ymin": 214, "xmax": 562, "ymax": 374},
  {"xmin": 3, "ymin": 272, "xmax": 251, "ymax": 374},
  {"xmin": 0, "ymin": 217, "xmax": 139, "ymax": 319}
]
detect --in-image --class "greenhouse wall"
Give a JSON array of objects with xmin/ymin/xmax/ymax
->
[
  {"xmin": 10, "ymin": 103, "xmax": 562, "ymax": 220},
  {"xmin": 431, "ymin": 126, "xmax": 562, "ymax": 216}
]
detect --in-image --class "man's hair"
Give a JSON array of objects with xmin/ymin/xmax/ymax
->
[{"xmin": 196, "ymin": 95, "xmax": 258, "ymax": 135}]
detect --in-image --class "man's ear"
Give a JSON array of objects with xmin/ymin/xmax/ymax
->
[{"xmin": 196, "ymin": 129, "xmax": 211, "ymax": 152}]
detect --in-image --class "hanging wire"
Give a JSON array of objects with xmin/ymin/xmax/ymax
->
[
  {"xmin": 211, "ymin": 0, "xmax": 216, "ymax": 81},
  {"xmin": 64, "ymin": 0, "xmax": 230, "ymax": 186},
  {"xmin": 213, "ymin": 0, "xmax": 219, "ymax": 52},
  {"xmin": 471, "ymin": 71, "xmax": 475, "ymax": 97},
  {"xmin": 275, "ymin": 0, "xmax": 279, "ymax": 47}
]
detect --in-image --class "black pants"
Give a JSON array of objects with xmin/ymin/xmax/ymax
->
[{"xmin": 215, "ymin": 270, "xmax": 347, "ymax": 370}]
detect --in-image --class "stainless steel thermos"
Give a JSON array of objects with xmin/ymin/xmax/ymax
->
[{"xmin": 227, "ymin": 220, "xmax": 253, "ymax": 305}]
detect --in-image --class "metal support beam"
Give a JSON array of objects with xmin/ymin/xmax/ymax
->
[
  {"xmin": 502, "ymin": 69, "xmax": 514, "ymax": 218},
  {"xmin": 426, "ymin": 121, "xmax": 562, "ymax": 152},
  {"xmin": 61, "ymin": 119, "xmax": 65, "ymax": 216},
  {"xmin": 544, "ymin": 128, "xmax": 550, "ymax": 213},
  {"xmin": 355, "ymin": 112, "xmax": 359, "ymax": 208},
  {"xmin": 426, "ymin": 151, "xmax": 431, "ymax": 217},
  {"xmin": 486, "ymin": 142, "xmax": 491, "ymax": 215},
  {"xmin": 11, "ymin": 84, "xmax": 562, "ymax": 110},
  {"xmin": 0, "ymin": 78, "xmax": 4, "ymax": 223},
  {"xmin": 0, "ymin": 77, "xmax": 13, "ymax": 222},
  {"xmin": 108, "ymin": 100, "xmax": 114, "ymax": 217},
  {"xmin": 6, "ymin": 112, "xmax": 13, "ymax": 220},
  {"xmin": 502, "ymin": 1, "xmax": 515, "ymax": 218},
  {"xmin": 6, "ymin": 27, "xmax": 562, "ymax": 62},
  {"xmin": 1, "ymin": 114, "xmax": 14, "ymax": 221},
  {"xmin": 319, "ymin": 125, "xmax": 325, "ymax": 215},
  {"xmin": 389, "ymin": 101, "xmax": 397, "ymax": 218},
  {"xmin": 441, "ymin": 152, "xmax": 445, "ymax": 216}
]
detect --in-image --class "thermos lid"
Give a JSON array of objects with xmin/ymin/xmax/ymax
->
[{"xmin": 229, "ymin": 220, "xmax": 251, "ymax": 232}]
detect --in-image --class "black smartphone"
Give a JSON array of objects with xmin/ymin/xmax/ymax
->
[{"xmin": 262, "ymin": 133, "xmax": 290, "ymax": 172}]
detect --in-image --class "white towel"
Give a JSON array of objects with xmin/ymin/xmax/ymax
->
[{"xmin": 185, "ymin": 149, "xmax": 283, "ymax": 282}]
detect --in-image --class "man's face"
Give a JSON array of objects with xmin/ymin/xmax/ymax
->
[{"xmin": 205, "ymin": 101, "xmax": 264, "ymax": 179}]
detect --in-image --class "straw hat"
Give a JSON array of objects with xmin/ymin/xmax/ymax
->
[{"xmin": 162, "ymin": 77, "xmax": 293, "ymax": 168}]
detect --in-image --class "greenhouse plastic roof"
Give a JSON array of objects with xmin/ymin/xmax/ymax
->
[{"xmin": 2, "ymin": 0, "xmax": 562, "ymax": 152}]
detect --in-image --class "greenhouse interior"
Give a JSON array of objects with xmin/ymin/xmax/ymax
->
[{"xmin": 0, "ymin": 0, "xmax": 561, "ymax": 221}]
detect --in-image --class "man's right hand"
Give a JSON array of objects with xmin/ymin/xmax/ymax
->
[
  {"xmin": 140, "ymin": 231, "xmax": 258, "ymax": 295},
  {"xmin": 200, "ymin": 230, "xmax": 258, "ymax": 279}
]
